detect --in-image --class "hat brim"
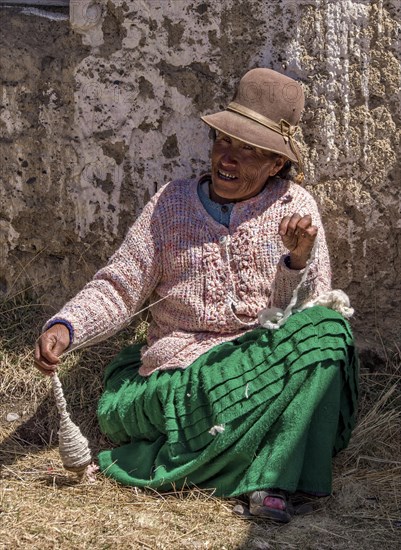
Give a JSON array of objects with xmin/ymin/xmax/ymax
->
[{"xmin": 201, "ymin": 111, "xmax": 300, "ymax": 164}]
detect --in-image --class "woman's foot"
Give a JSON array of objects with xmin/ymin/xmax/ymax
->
[{"xmin": 248, "ymin": 489, "xmax": 293, "ymax": 523}]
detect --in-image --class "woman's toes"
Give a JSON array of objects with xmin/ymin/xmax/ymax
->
[{"xmin": 263, "ymin": 496, "xmax": 286, "ymax": 510}]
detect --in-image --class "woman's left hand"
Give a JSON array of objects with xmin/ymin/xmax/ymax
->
[{"xmin": 278, "ymin": 213, "xmax": 318, "ymax": 270}]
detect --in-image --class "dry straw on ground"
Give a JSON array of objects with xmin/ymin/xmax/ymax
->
[{"xmin": 0, "ymin": 296, "xmax": 400, "ymax": 549}]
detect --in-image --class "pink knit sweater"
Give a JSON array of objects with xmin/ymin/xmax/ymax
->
[{"xmin": 45, "ymin": 176, "xmax": 331, "ymax": 376}]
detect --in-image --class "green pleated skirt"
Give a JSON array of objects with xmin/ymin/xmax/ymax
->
[{"xmin": 97, "ymin": 306, "xmax": 358, "ymax": 497}]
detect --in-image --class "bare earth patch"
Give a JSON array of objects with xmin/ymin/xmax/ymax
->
[{"xmin": 1, "ymin": 298, "xmax": 400, "ymax": 549}]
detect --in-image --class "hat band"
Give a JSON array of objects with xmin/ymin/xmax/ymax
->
[
  {"xmin": 226, "ymin": 102, "xmax": 304, "ymax": 181},
  {"xmin": 227, "ymin": 102, "xmax": 297, "ymax": 143}
]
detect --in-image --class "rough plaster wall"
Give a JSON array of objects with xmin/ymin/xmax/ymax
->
[
  {"xmin": 0, "ymin": 9, "xmax": 96, "ymax": 298},
  {"xmin": 0, "ymin": 0, "xmax": 400, "ymax": 353}
]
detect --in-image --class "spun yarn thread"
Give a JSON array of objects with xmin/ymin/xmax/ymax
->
[
  {"xmin": 52, "ymin": 373, "xmax": 92, "ymax": 475},
  {"xmin": 258, "ymin": 240, "xmax": 354, "ymax": 329}
]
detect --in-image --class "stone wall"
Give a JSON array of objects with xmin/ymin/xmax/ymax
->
[{"xmin": 1, "ymin": 0, "xmax": 400, "ymax": 353}]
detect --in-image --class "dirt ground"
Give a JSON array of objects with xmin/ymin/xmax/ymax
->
[{"xmin": 0, "ymin": 298, "xmax": 400, "ymax": 549}]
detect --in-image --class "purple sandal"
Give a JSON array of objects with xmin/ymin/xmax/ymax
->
[
  {"xmin": 247, "ymin": 489, "xmax": 315, "ymax": 523},
  {"xmin": 249, "ymin": 490, "xmax": 293, "ymax": 523}
]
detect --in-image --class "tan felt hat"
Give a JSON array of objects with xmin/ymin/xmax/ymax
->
[{"xmin": 201, "ymin": 68, "xmax": 305, "ymax": 168}]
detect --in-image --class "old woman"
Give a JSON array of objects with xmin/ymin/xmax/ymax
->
[{"xmin": 34, "ymin": 68, "xmax": 358, "ymax": 523}]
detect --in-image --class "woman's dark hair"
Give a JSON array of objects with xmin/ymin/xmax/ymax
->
[
  {"xmin": 209, "ymin": 128, "xmax": 293, "ymax": 180},
  {"xmin": 275, "ymin": 159, "xmax": 293, "ymax": 180},
  {"xmin": 209, "ymin": 128, "xmax": 217, "ymax": 140}
]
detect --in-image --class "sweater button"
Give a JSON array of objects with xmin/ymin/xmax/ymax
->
[
  {"xmin": 219, "ymin": 236, "xmax": 228, "ymax": 244},
  {"xmin": 221, "ymin": 205, "xmax": 228, "ymax": 213}
]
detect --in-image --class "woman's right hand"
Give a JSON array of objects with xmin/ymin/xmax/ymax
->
[{"xmin": 34, "ymin": 324, "xmax": 71, "ymax": 376}]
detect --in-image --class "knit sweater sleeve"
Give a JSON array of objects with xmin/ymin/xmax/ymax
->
[
  {"xmin": 43, "ymin": 194, "xmax": 162, "ymax": 349},
  {"xmin": 269, "ymin": 190, "xmax": 332, "ymax": 310}
]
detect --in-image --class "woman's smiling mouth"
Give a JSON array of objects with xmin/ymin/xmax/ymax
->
[{"xmin": 217, "ymin": 169, "xmax": 238, "ymax": 181}]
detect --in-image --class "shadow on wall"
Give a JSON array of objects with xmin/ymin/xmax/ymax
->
[{"xmin": 0, "ymin": 7, "xmax": 113, "ymax": 310}]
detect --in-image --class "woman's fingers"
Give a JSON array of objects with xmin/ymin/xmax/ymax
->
[
  {"xmin": 279, "ymin": 213, "xmax": 314, "ymax": 241},
  {"xmin": 33, "ymin": 324, "xmax": 70, "ymax": 376},
  {"xmin": 296, "ymin": 224, "xmax": 318, "ymax": 241},
  {"xmin": 295, "ymin": 214, "xmax": 318, "ymax": 240},
  {"xmin": 33, "ymin": 351, "xmax": 57, "ymax": 376},
  {"xmin": 34, "ymin": 337, "xmax": 60, "ymax": 376},
  {"xmin": 278, "ymin": 213, "xmax": 318, "ymax": 269},
  {"xmin": 279, "ymin": 214, "xmax": 300, "ymax": 237}
]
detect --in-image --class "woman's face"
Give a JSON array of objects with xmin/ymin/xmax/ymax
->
[{"xmin": 210, "ymin": 132, "xmax": 286, "ymax": 204}]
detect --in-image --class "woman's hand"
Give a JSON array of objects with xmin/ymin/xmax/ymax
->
[
  {"xmin": 34, "ymin": 324, "xmax": 70, "ymax": 376},
  {"xmin": 278, "ymin": 213, "xmax": 318, "ymax": 270}
]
